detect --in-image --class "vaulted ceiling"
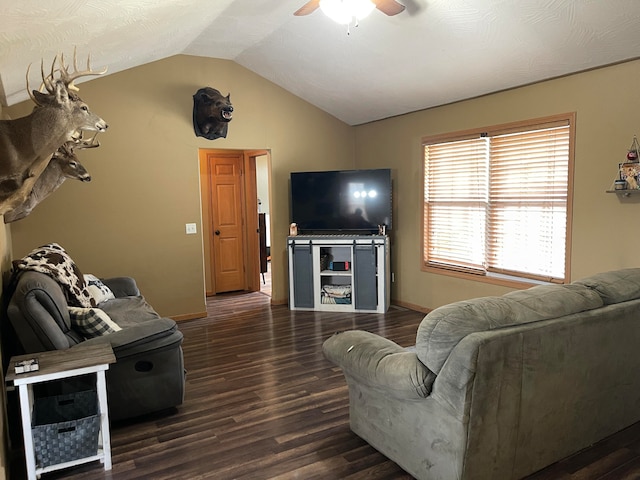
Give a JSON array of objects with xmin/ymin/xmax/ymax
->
[{"xmin": 1, "ymin": 0, "xmax": 639, "ymax": 125}]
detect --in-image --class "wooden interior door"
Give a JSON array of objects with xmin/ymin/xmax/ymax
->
[{"xmin": 208, "ymin": 152, "xmax": 246, "ymax": 293}]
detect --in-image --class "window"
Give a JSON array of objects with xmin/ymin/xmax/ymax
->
[{"xmin": 422, "ymin": 113, "xmax": 575, "ymax": 284}]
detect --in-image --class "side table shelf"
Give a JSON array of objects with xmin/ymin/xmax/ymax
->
[{"xmin": 6, "ymin": 344, "xmax": 116, "ymax": 480}]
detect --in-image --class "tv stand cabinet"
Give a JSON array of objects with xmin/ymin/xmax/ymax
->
[{"xmin": 287, "ymin": 235, "xmax": 389, "ymax": 313}]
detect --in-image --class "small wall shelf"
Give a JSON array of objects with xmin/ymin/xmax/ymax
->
[{"xmin": 606, "ymin": 189, "xmax": 640, "ymax": 197}]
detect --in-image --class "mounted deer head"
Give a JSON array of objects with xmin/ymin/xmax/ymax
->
[
  {"xmin": 0, "ymin": 50, "xmax": 107, "ymax": 215},
  {"xmin": 4, "ymin": 138, "xmax": 95, "ymax": 223}
]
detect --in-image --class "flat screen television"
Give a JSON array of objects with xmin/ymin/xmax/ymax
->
[{"xmin": 290, "ymin": 168, "xmax": 392, "ymax": 234}]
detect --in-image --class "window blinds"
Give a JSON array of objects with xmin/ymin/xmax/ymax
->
[
  {"xmin": 423, "ymin": 118, "xmax": 572, "ymax": 283},
  {"xmin": 487, "ymin": 126, "xmax": 570, "ymax": 281},
  {"xmin": 424, "ymin": 137, "xmax": 488, "ymax": 274}
]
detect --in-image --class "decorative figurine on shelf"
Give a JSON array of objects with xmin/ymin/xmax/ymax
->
[
  {"xmin": 608, "ymin": 135, "xmax": 640, "ymax": 192},
  {"xmin": 620, "ymin": 162, "xmax": 640, "ymax": 189},
  {"xmin": 627, "ymin": 135, "xmax": 640, "ymax": 162},
  {"xmin": 615, "ymin": 135, "xmax": 640, "ymax": 190}
]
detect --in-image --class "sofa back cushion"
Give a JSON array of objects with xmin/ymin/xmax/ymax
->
[
  {"xmin": 415, "ymin": 283, "xmax": 603, "ymax": 374},
  {"xmin": 14, "ymin": 243, "xmax": 95, "ymax": 308},
  {"xmin": 574, "ymin": 268, "xmax": 640, "ymax": 305},
  {"xmin": 99, "ymin": 296, "xmax": 161, "ymax": 327}
]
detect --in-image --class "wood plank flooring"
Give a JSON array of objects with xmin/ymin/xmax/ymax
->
[{"xmin": 15, "ymin": 292, "xmax": 640, "ymax": 480}]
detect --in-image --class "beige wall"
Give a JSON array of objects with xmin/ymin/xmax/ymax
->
[
  {"xmin": 6, "ymin": 55, "xmax": 355, "ymax": 315},
  {"xmin": 0, "ymin": 224, "xmax": 10, "ymax": 480},
  {"xmin": 4, "ymin": 55, "xmax": 639, "ymax": 317},
  {"xmin": 1, "ymin": 54, "xmax": 639, "ymax": 479},
  {"xmin": 354, "ymin": 59, "xmax": 640, "ymax": 311}
]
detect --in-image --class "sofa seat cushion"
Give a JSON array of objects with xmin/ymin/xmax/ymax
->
[
  {"xmin": 99, "ymin": 296, "xmax": 161, "ymax": 327},
  {"xmin": 574, "ymin": 268, "xmax": 640, "ymax": 305},
  {"xmin": 416, "ymin": 283, "xmax": 603, "ymax": 374}
]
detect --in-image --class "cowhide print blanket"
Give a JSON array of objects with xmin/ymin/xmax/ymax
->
[{"xmin": 14, "ymin": 243, "xmax": 95, "ymax": 308}]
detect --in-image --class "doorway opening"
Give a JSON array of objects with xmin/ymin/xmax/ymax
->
[
  {"xmin": 256, "ymin": 153, "xmax": 272, "ymax": 296},
  {"xmin": 198, "ymin": 148, "xmax": 272, "ymax": 298}
]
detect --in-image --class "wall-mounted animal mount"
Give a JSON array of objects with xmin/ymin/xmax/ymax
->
[
  {"xmin": 4, "ymin": 139, "xmax": 95, "ymax": 223},
  {"xmin": 193, "ymin": 87, "xmax": 233, "ymax": 140},
  {"xmin": 0, "ymin": 50, "xmax": 107, "ymax": 215}
]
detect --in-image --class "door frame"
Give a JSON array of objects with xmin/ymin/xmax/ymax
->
[{"xmin": 199, "ymin": 148, "xmax": 270, "ymax": 296}]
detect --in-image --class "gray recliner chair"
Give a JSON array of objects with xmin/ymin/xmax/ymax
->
[{"xmin": 6, "ymin": 270, "xmax": 186, "ymax": 421}]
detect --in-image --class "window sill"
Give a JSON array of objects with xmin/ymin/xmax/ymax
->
[{"xmin": 422, "ymin": 265, "xmax": 559, "ymax": 289}]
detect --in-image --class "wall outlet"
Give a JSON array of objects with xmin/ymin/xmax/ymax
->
[{"xmin": 185, "ymin": 223, "xmax": 197, "ymax": 234}]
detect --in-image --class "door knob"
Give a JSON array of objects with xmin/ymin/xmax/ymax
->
[{"xmin": 215, "ymin": 230, "xmax": 221, "ymax": 235}]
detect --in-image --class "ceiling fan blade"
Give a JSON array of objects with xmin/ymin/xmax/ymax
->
[
  {"xmin": 294, "ymin": 0, "xmax": 321, "ymax": 16},
  {"xmin": 372, "ymin": 0, "xmax": 406, "ymax": 16}
]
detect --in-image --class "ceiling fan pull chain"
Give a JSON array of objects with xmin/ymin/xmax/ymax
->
[{"xmin": 347, "ymin": 17, "xmax": 361, "ymax": 34}]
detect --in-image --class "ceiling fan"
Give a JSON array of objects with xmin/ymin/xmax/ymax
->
[{"xmin": 294, "ymin": 0, "xmax": 406, "ymax": 18}]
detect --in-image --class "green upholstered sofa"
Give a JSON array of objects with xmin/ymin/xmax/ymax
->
[{"xmin": 323, "ymin": 268, "xmax": 640, "ymax": 479}]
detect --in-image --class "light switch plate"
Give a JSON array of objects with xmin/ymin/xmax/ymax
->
[{"xmin": 185, "ymin": 223, "xmax": 197, "ymax": 234}]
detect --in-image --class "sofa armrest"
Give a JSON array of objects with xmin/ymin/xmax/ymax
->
[
  {"xmin": 101, "ymin": 277, "xmax": 140, "ymax": 298},
  {"xmin": 323, "ymin": 330, "xmax": 435, "ymax": 400},
  {"xmin": 7, "ymin": 270, "xmax": 81, "ymax": 351}
]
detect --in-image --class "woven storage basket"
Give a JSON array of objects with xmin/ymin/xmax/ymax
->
[{"xmin": 32, "ymin": 390, "xmax": 100, "ymax": 468}]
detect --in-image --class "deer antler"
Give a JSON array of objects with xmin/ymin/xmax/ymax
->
[
  {"xmin": 72, "ymin": 131, "xmax": 101, "ymax": 149},
  {"xmin": 59, "ymin": 48, "xmax": 108, "ymax": 92},
  {"xmin": 41, "ymin": 55, "xmax": 58, "ymax": 94},
  {"xmin": 26, "ymin": 64, "xmax": 37, "ymax": 104},
  {"xmin": 68, "ymin": 129, "xmax": 101, "ymax": 149},
  {"xmin": 26, "ymin": 49, "xmax": 108, "ymax": 104},
  {"xmin": 25, "ymin": 55, "xmax": 58, "ymax": 105}
]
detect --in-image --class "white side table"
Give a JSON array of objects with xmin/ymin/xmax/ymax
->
[{"xmin": 6, "ymin": 344, "xmax": 116, "ymax": 480}]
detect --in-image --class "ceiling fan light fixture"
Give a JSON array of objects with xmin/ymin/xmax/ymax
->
[{"xmin": 319, "ymin": 0, "xmax": 376, "ymax": 25}]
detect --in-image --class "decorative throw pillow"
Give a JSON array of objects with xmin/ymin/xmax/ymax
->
[
  {"xmin": 83, "ymin": 274, "xmax": 116, "ymax": 304},
  {"xmin": 68, "ymin": 307, "xmax": 121, "ymax": 338}
]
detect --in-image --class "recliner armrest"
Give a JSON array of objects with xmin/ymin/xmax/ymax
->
[
  {"xmin": 323, "ymin": 330, "xmax": 435, "ymax": 400},
  {"xmin": 101, "ymin": 277, "xmax": 140, "ymax": 298},
  {"xmin": 7, "ymin": 270, "xmax": 81, "ymax": 351}
]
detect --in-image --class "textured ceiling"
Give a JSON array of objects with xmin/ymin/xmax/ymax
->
[{"xmin": 1, "ymin": 0, "xmax": 639, "ymax": 125}]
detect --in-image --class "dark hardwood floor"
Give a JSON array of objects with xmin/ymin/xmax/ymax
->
[{"xmin": 15, "ymin": 292, "xmax": 640, "ymax": 480}]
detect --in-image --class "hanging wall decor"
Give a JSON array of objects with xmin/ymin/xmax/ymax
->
[
  {"xmin": 609, "ymin": 135, "xmax": 640, "ymax": 194},
  {"xmin": 626, "ymin": 135, "xmax": 640, "ymax": 162},
  {"xmin": 192, "ymin": 87, "xmax": 233, "ymax": 140}
]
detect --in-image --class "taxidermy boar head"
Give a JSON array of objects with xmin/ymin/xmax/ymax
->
[{"xmin": 193, "ymin": 87, "xmax": 233, "ymax": 140}]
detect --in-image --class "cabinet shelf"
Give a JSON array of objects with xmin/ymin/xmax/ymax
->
[{"xmin": 320, "ymin": 270, "xmax": 351, "ymax": 276}]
